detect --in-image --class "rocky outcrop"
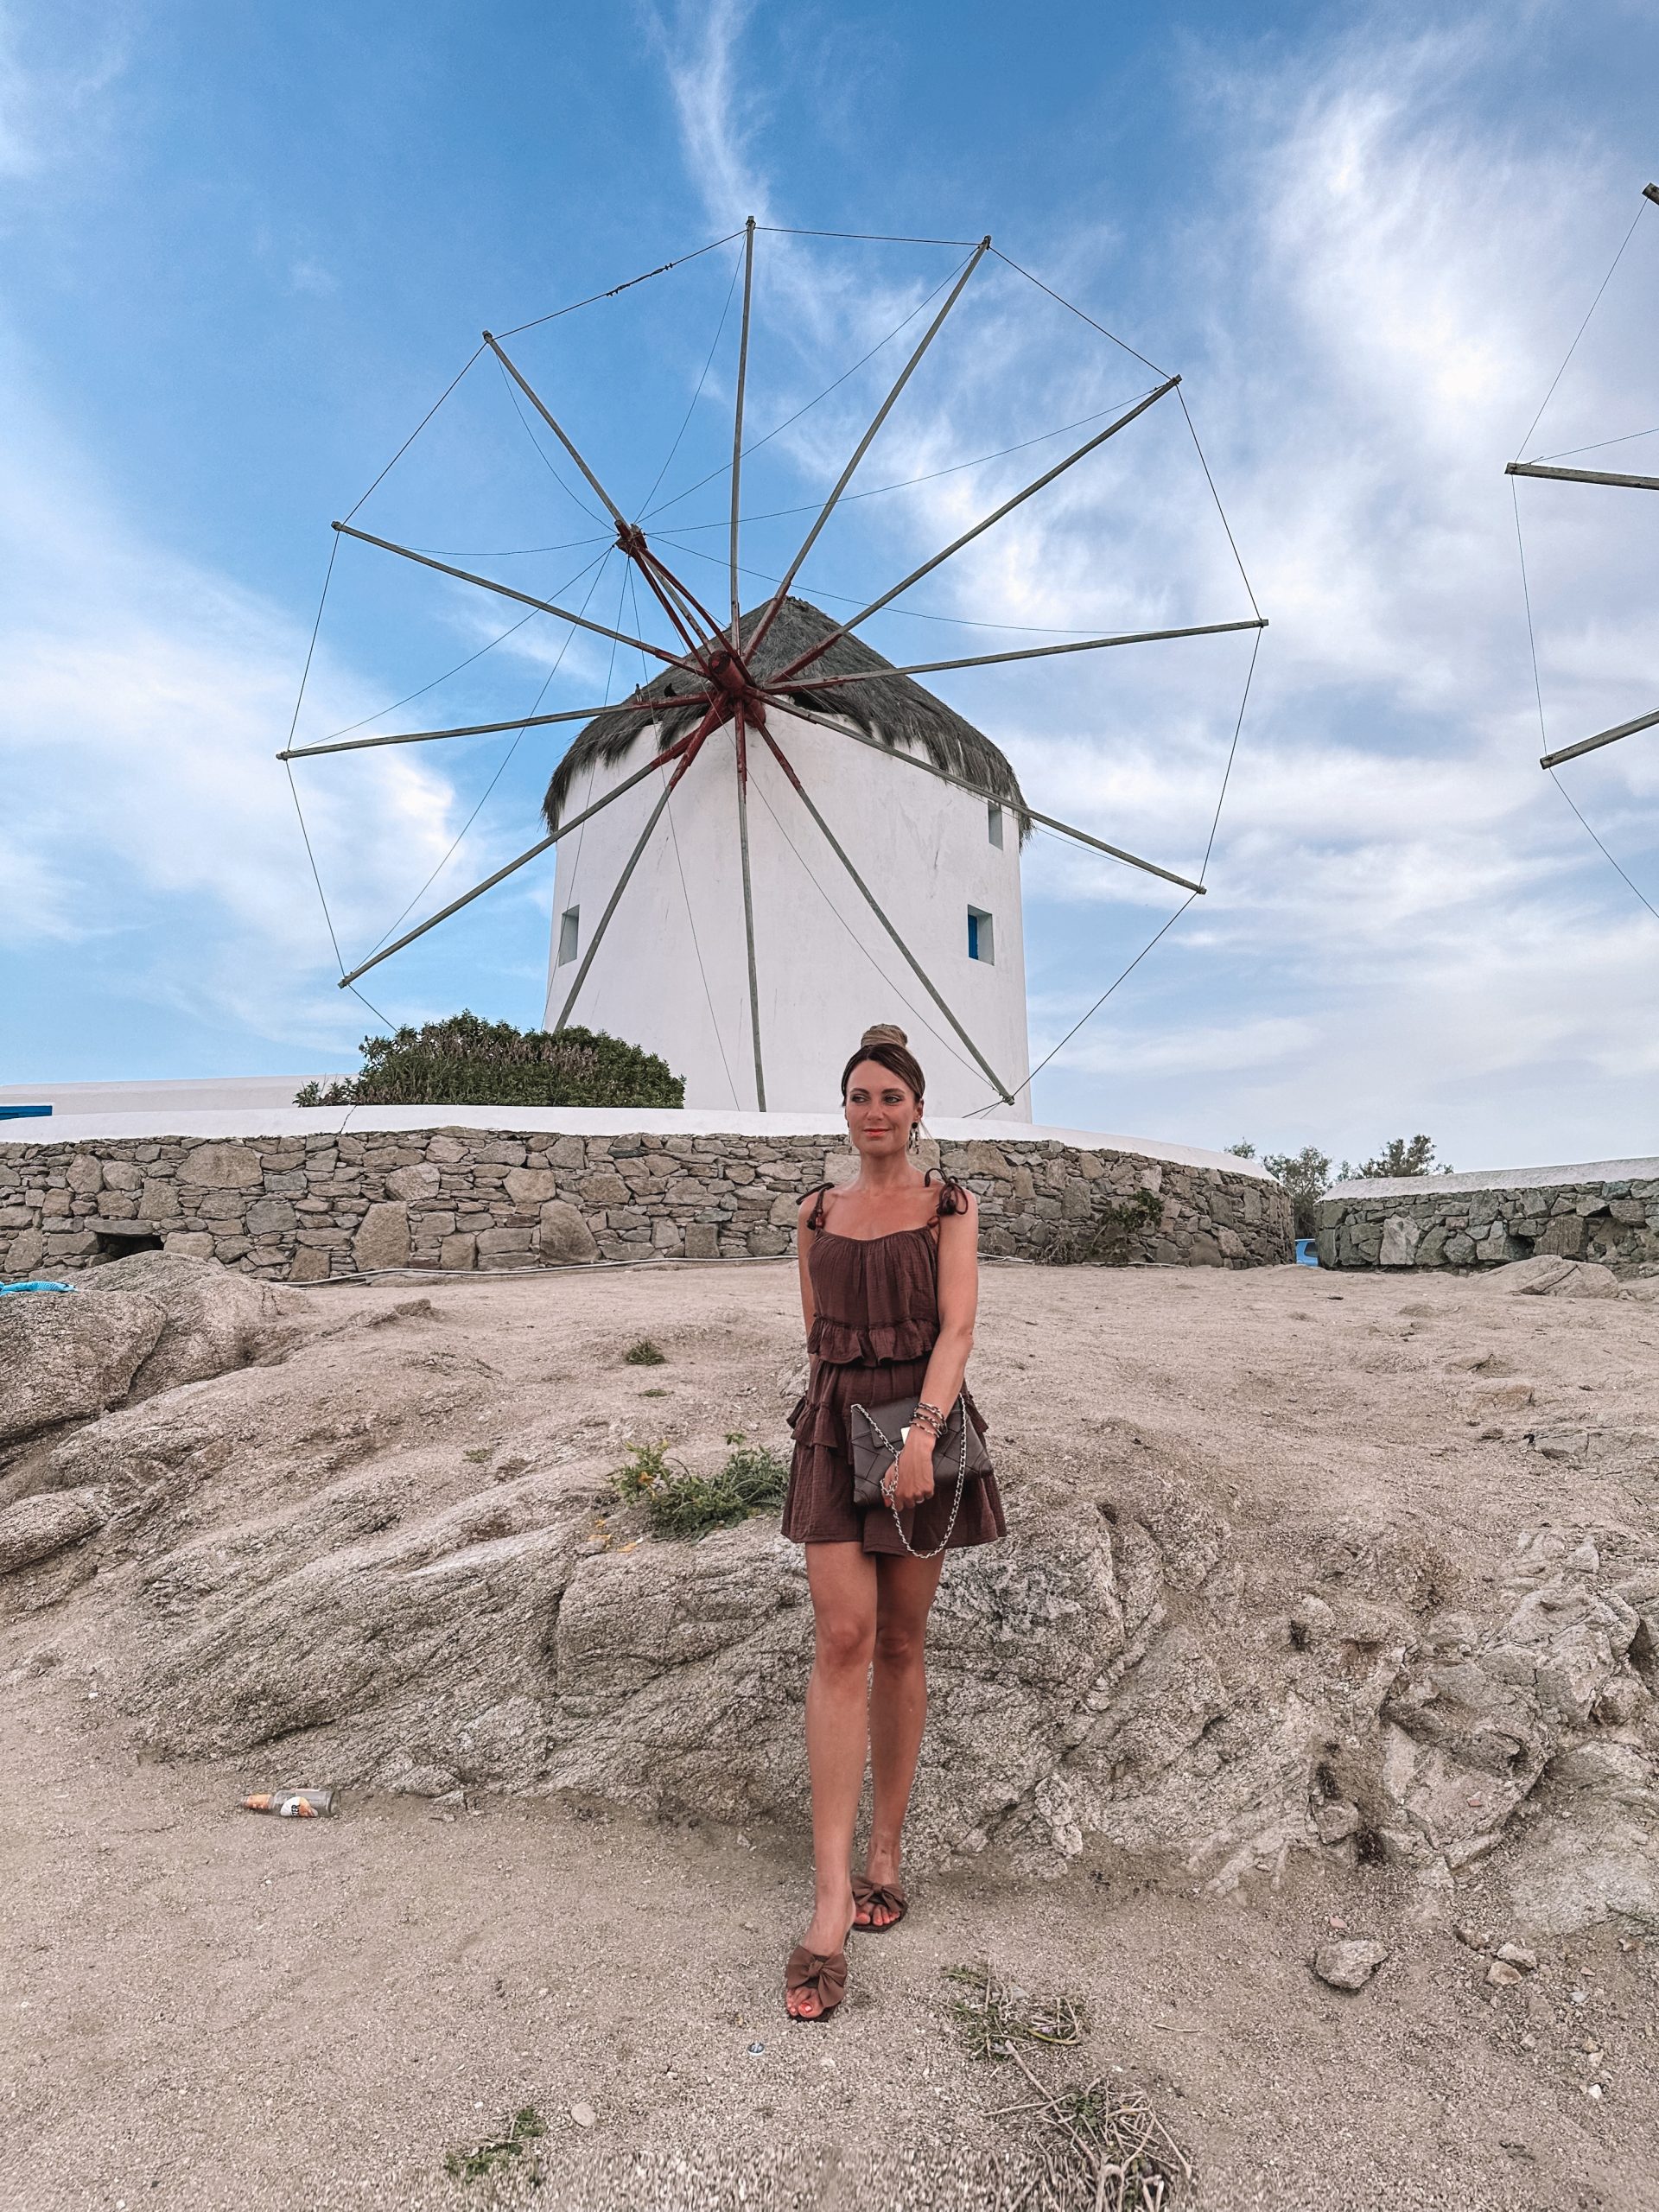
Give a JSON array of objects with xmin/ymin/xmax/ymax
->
[
  {"xmin": 2, "ymin": 1262, "xmax": 1651, "ymax": 1942},
  {"xmin": 6, "ymin": 1399, "xmax": 1649, "ymax": 1933},
  {"xmin": 0, "ymin": 1257, "xmax": 296, "ymax": 1450},
  {"xmin": 0, "ymin": 1290, "xmax": 165, "ymax": 1446}
]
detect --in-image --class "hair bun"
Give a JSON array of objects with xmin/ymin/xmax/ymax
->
[{"xmin": 859, "ymin": 1022, "xmax": 908, "ymax": 1051}]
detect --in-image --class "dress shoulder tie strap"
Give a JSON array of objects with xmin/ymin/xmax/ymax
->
[
  {"xmin": 802, "ymin": 1182, "xmax": 834, "ymax": 1230},
  {"xmin": 923, "ymin": 1166, "xmax": 969, "ymax": 1217}
]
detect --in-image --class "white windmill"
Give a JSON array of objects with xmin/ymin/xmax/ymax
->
[{"xmin": 280, "ymin": 221, "xmax": 1264, "ymax": 1113}]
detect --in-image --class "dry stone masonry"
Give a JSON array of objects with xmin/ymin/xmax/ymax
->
[
  {"xmin": 1318, "ymin": 1157, "xmax": 1659, "ymax": 1274},
  {"xmin": 2, "ymin": 1122, "xmax": 1289, "ymax": 1281}
]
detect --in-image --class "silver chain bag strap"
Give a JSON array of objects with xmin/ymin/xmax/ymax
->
[{"xmin": 849, "ymin": 1391, "xmax": 989, "ymax": 1560}]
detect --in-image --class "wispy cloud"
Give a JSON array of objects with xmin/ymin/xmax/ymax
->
[
  {"xmin": 0, "ymin": 378, "xmax": 466, "ymax": 1049},
  {"xmin": 644, "ymin": 3, "xmax": 1659, "ymax": 1163}
]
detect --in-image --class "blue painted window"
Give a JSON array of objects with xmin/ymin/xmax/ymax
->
[{"xmin": 967, "ymin": 906, "xmax": 994, "ymax": 963}]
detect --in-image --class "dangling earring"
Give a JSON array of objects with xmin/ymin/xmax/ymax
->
[{"xmin": 908, "ymin": 1124, "xmax": 919, "ymax": 1152}]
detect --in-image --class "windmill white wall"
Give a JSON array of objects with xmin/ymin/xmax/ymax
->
[{"xmin": 543, "ymin": 706, "xmax": 1030, "ymax": 1119}]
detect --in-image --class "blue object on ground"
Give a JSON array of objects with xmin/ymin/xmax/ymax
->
[
  {"xmin": 0, "ymin": 1104, "xmax": 52, "ymax": 1119},
  {"xmin": 0, "ymin": 1281, "xmax": 76, "ymax": 1295},
  {"xmin": 1294, "ymin": 1238, "xmax": 1319, "ymax": 1267}
]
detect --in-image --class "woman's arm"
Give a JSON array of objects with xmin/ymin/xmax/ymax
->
[
  {"xmin": 888, "ymin": 1191, "xmax": 979, "ymax": 1509},
  {"xmin": 796, "ymin": 1192, "xmax": 820, "ymax": 1338}
]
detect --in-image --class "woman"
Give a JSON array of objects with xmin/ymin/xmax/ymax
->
[{"xmin": 781, "ymin": 1023, "xmax": 1007, "ymax": 2021}]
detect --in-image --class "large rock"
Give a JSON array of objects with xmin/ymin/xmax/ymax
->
[
  {"xmin": 1494, "ymin": 1256, "xmax": 1623, "ymax": 1300},
  {"xmin": 0, "ymin": 1291, "xmax": 165, "ymax": 1446},
  {"xmin": 385, "ymin": 1165, "xmax": 441, "ymax": 1203},
  {"xmin": 0, "ymin": 1258, "xmax": 300, "ymax": 1452},
  {"xmin": 504, "ymin": 1168, "xmax": 560, "ymax": 1209},
  {"xmin": 82, "ymin": 1251, "xmax": 297, "ymax": 1400},
  {"xmin": 353, "ymin": 1202, "xmax": 410, "ymax": 1274},
  {"xmin": 176, "ymin": 1143, "xmax": 264, "ymax": 1190},
  {"xmin": 537, "ymin": 1201, "xmax": 599, "ymax": 1265},
  {"xmin": 1379, "ymin": 1217, "xmax": 1420, "ymax": 1268},
  {"xmin": 0, "ymin": 1486, "xmax": 106, "ymax": 1574}
]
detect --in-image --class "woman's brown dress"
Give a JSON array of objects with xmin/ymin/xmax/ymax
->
[{"xmin": 782, "ymin": 1173, "xmax": 1007, "ymax": 1554}]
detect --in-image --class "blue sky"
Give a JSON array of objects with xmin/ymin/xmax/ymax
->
[{"xmin": 3, "ymin": 1, "xmax": 1656, "ymax": 1167}]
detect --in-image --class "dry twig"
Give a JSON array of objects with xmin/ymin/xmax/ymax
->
[{"xmin": 946, "ymin": 1966, "xmax": 1192, "ymax": 2211}]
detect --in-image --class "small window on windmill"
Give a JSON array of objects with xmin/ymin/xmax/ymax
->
[
  {"xmin": 557, "ymin": 906, "xmax": 580, "ymax": 967},
  {"xmin": 987, "ymin": 802, "xmax": 1004, "ymax": 849},
  {"xmin": 967, "ymin": 906, "xmax": 995, "ymax": 964}
]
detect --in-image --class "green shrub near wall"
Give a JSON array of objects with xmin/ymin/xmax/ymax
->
[{"xmin": 295, "ymin": 1012, "xmax": 684, "ymax": 1110}]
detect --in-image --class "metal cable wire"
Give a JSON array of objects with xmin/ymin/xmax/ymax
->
[
  {"xmin": 280, "ymin": 538, "xmax": 402, "ymax": 1097},
  {"xmin": 1198, "ymin": 629, "xmax": 1261, "ymax": 880},
  {"xmin": 969, "ymin": 894, "xmax": 1201, "ymax": 1119},
  {"xmin": 1178, "ymin": 389, "xmax": 1262, "ymax": 622},
  {"xmin": 413, "ymin": 386, "xmax": 1158, "ymax": 566},
  {"xmin": 497, "ymin": 359, "xmax": 607, "ymax": 522},
  {"xmin": 342, "ymin": 347, "xmax": 485, "ymax": 524},
  {"xmin": 988, "ymin": 246, "xmax": 1167, "ymax": 378},
  {"xmin": 1511, "ymin": 477, "xmax": 1659, "ymax": 924},
  {"xmin": 654, "ymin": 527, "xmax": 1211, "ymax": 639},
  {"xmin": 318, "ymin": 546, "xmax": 608, "ymax": 741},
  {"xmin": 1537, "ymin": 423, "xmax": 1659, "ymax": 463},
  {"xmin": 639, "ymin": 243, "xmax": 744, "ymax": 513},
  {"xmin": 316, "ymin": 607, "xmax": 544, "ymax": 741},
  {"xmin": 283, "ymin": 535, "xmax": 347, "ymax": 974},
  {"xmin": 359, "ymin": 550, "xmax": 616, "ymax": 960},
  {"xmin": 760, "ymin": 226, "xmax": 981, "ymax": 246},
  {"xmin": 639, "ymin": 257, "xmax": 971, "ymax": 524},
  {"xmin": 495, "ymin": 231, "xmax": 747, "ymax": 339},
  {"xmin": 1517, "ymin": 198, "xmax": 1652, "ymax": 456},
  {"xmin": 966, "ymin": 629, "xmax": 1262, "ymax": 1118}
]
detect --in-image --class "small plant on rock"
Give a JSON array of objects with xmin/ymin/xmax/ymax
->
[
  {"xmin": 1043, "ymin": 1185, "xmax": 1162, "ymax": 1265},
  {"xmin": 610, "ymin": 1433, "xmax": 790, "ymax": 1540}
]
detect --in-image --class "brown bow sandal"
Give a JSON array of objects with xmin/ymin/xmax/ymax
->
[
  {"xmin": 851, "ymin": 1875, "xmax": 908, "ymax": 1932},
  {"xmin": 784, "ymin": 1942, "xmax": 849, "ymax": 2022}
]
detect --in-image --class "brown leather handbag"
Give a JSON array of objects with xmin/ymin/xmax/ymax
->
[{"xmin": 849, "ymin": 1392, "xmax": 992, "ymax": 1558}]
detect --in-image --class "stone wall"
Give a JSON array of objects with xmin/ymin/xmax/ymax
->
[
  {"xmin": 1, "ymin": 1123, "xmax": 1290, "ymax": 1282},
  {"xmin": 1316, "ymin": 1159, "xmax": 1659, "ymax": 1273}
]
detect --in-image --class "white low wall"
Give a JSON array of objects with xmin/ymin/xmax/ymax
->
[{"xmin": 0, "ymin": 1101, "xmax": 1276, "ymax": 1182}]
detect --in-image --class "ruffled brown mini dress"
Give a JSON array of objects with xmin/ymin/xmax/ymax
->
[{"xmin": 782, "ymin": 1173, "xmax": 1007, "ymax": 1554}]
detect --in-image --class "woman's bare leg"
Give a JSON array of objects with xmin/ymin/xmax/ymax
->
[
  {"xmin": 789, "ymin": 1541, "xmax": 878, "ymax": 2018},
  {"xmin": 860, "ymin": 1549, "xmax": 945, "ymax": 1925}
]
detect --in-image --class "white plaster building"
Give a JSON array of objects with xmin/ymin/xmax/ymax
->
[{"xmin": 542, "ymin": 600, "xmax": 1031, "ymax": 1120}]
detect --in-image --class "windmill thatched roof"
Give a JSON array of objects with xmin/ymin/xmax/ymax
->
[{"xmin": 542, "ymin": 596, "xmax": 1028, "ymax": 836}]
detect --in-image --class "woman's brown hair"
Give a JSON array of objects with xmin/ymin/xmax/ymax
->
[{"xmin": 840, "ymin": 1022, "xmax": 926, "ymax": 1104}]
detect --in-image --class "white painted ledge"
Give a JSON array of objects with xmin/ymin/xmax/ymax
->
[
  {"xmin": 0, "ymin": 1092, "xmax": 1274, "ymax": 1181},
  {"xmin": 1328, "ymin": 1156, "xmax": 1659, "ymax": 1201}
]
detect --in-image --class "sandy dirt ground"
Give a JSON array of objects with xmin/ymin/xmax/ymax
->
[{"xmin": 3, "ymin": 1258, "xmax": 1657, "ymax": 2211}]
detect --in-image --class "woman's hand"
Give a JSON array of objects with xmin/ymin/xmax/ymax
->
[{"xmin": 885, "ymin": 1426, "xmax": 938, "ymax": 1512}]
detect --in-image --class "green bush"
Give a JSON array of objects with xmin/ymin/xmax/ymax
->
[
  {"xmin": 1043, "ymin": 1184, "xmax": 1163, "ymax": 1264},
  {"xmin": 611, "ymin": 1433, "xmax": 790, "ymax": 1540},
  {"xmin": 295, "ymin": 1010, "xmax": 683, "ymax": 1109}
]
